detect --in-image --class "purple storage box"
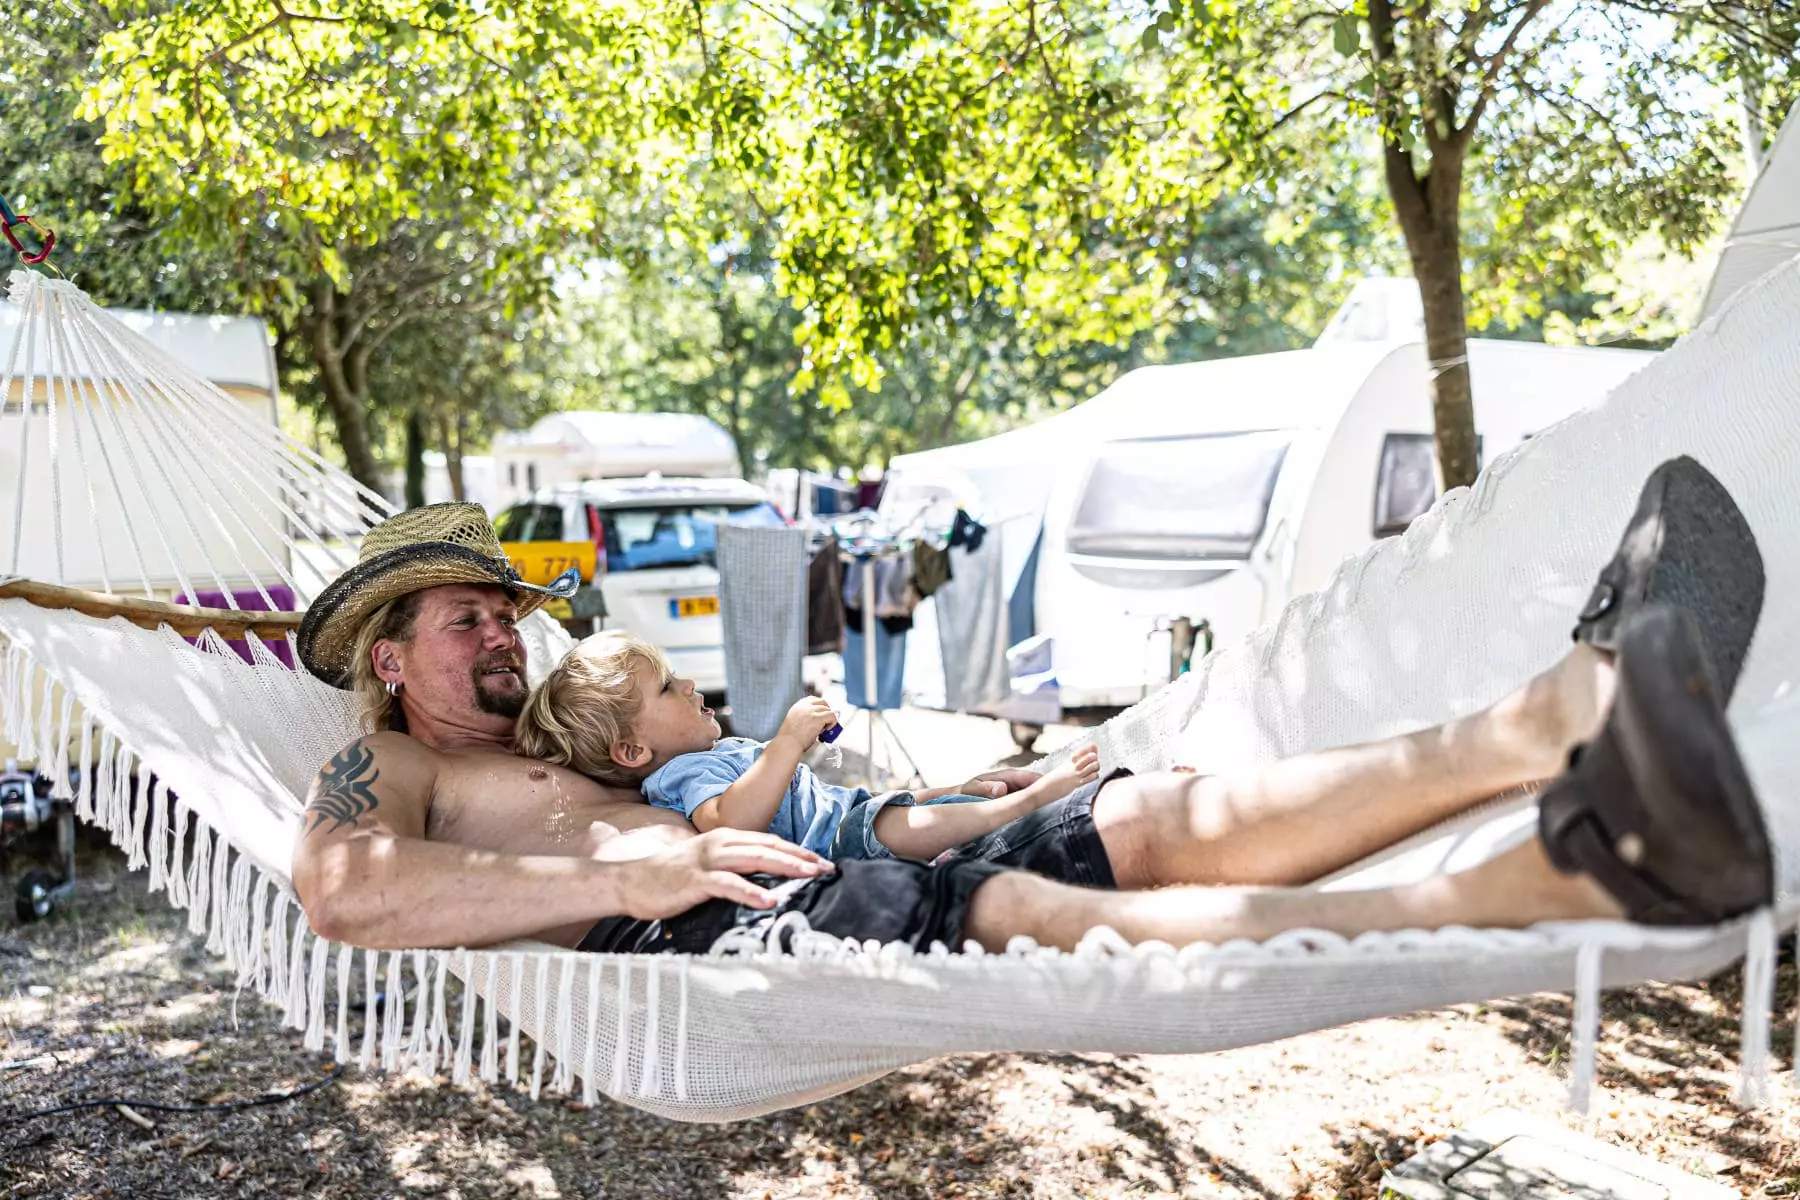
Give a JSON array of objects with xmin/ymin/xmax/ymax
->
[{"xmin": 176, "ymin": 585, "xmax": 298, "ymax": 669}]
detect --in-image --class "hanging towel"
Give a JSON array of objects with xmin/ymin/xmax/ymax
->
[
  {"xmin": 716, "ymin": 522, "xmax": 808, "ymax": 740},
  {"xmin": 934, "ymin": 534, "xmax": 1009, "ymax": 712},
  {"xmin": 806, "ymin": 537, "xmax": 845, "ymax": 655}
]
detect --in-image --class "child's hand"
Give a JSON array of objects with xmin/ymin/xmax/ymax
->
[{"xmin": 776, "ymin": 696, "xmax": 839, "ymax": 748}]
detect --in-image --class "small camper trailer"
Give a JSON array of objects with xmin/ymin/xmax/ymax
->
[
  {"xmin": 886, "ymin": 337, "xmax": 1654, "ymax": 718},
  {"xmin": 490, "ymin": 411, "xmax": 742, "ymax": 509}
]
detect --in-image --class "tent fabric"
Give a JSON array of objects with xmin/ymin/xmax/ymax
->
[
  {"xmin": 0, "ymin": 266, "xmax": 1797, "ymax": 1123},
  {"xmin": 1702, "ymin": 102, "xmax": 1800, "ymax": 322}
]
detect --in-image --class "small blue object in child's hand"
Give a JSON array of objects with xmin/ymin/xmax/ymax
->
[{"xmin": 819, "ymin": 723, "xmax": 843, "ymax": 744}]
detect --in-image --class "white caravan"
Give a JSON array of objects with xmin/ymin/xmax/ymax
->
[
  {"xmin": 491, "ymin": 411, "xmax": 741, "ymax": 508},
  {"xmin": 886, "ymin": 337, "xmax": 1653, "ymax": 714}
]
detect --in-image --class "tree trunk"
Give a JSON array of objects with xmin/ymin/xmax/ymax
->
[
  {"xmin": 1376, "ymin": 144, "xmax": 1479, "ymax": 491},
  {"xmin": 1369, "ymin": 0, "xmax": 1480, "ymax": 494},
  {"xmin": 437, "ymin": 410, "xmax": 467, "ymax": 502},
  {"xmin": 1408, "ymin": 221, "xmax": 1480, "ymax": 492},
  {"xmin": 404, "ymin": 409, "xmax": 428, "ymax": 510},
  {"xmin": 307, "ymin": 281, "xmax": 385, "ymax": 491}
]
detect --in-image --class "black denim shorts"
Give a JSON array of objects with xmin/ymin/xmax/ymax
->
[
  {"xmin": 576, "ymin": 856, "xmax": 1010, "ymax": 956},
  {"xmin": 930, "ymin": 768, "xmax": 1127, "ymax": 889}
]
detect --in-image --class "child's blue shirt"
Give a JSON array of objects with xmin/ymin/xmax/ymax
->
[{"xmin": 642, "ymin": 737, "xmax": 865, "ymax": 854}]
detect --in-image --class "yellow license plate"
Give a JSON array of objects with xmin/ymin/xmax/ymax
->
[
  {"xmin": 541, "ymin": 598, "xmax": 574, "ymax": 621},
  {"xmin": 500, "ymin": 541, "xmax": 596, "ymax": 587},
  {"xmin": 670, "ymin": 595, "xmax": 720, "ymax": 619}
]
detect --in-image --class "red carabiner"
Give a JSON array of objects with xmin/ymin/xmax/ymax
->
[{"xmin": 2, "ymin": 215, "xmax": 55, "ymax": 266}]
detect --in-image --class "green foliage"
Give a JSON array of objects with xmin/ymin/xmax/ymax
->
[{"xmin": 21, "ymin": 0, "xmax": 1793, "ymax": 495}]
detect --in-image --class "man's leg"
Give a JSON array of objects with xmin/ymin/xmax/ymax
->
[
  {"xmin": 969, "ymin": 602, "xmax": 1771, "ymax": 950},
  {"xmin": 1094, "ymin": 642, "xmax": 1615, "ymax": 889},
  {"xmin": 962, "ymin": 837, "xmax": 1622, "ymax": 952}
]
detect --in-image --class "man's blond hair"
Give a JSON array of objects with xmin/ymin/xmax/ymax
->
[
  {"xmin": 348, "ymin": 591, "xmax": 426, "ymax": 734},
  {"xmin": 515, "ymin": 631, "xmax": 671, "ymax": 785}
]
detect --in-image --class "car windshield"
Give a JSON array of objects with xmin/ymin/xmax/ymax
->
[
  {"xmin": 598, "ymin": 502, "xmax": 783, "ymax": 571},
  {"xmin": 493, "ymin": 503, "xmax": 564, "ymax": 543},
  {"xmin": 1067, "ymin": 431, "xmax": 1292, "ymax": 560}
]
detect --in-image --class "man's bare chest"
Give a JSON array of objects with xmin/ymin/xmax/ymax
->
[{"xmin": 424, "ymin": 758, "xmax": 691, "ymax": 859}]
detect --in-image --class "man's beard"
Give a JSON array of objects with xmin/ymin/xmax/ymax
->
[{"xmin": 472, "ymin": 657, "xmax": 527, "ymax": 718}]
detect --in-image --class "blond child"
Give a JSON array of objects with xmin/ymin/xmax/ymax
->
[{"xmin": 515, "ymin": 632, "xmax": 1101, "ymax": 862}]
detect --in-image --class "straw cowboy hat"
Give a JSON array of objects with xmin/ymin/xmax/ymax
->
[{"xmin": 298, "ymin": 502, "xmax": 578, "ymax": 688}]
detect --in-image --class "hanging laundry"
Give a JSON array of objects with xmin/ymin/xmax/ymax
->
[
  {"xmin": 842, "ymin": 555, "xmax": 917, "ymax": 620},
  {"xmin": 947, "ymin": 509, "xmax": 989, "ymax": 552},
  {"xmin": 934, "ymin": 533, "xmax": 1009, "ymax": 712},
  {"xmin": 806, "ymin": 536, "xmax": 845, "ymax": 655},
  {"xmin": 844, "ymin": 620, "xmax": 908, "ymax": 710},
  {"xmin": 912, "ymin": 541, "xmax": 954, "ymax": 599},
  {"xmin": 716, "ymin": 522, "xmax": 808, "ymax": 741}
]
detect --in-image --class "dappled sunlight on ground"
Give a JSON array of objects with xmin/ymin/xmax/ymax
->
[{"xmin": 3, "ymin": 836, "xmax": 1797, "ymax": 1198}]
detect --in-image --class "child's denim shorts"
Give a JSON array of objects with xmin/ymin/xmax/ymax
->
[{"xmin": 829, "ymin": 790, "xmax": 991, "ymax": 861}]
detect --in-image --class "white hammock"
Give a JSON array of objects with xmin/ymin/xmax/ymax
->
[{"xmin": 0, "ymin": 267, "xmax": 1796, "ymax": 1123}]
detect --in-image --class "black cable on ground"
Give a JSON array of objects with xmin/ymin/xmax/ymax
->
[{"xmin": 0, "ymin": 1063, "xmax": 346, "ymax": 1129}]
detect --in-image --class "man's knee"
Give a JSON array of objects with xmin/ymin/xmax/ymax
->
[
  {"xmin": 962, "ymin": 870, "xmax": 1055, "ymax": 951},
  {"xmin": 1092, "ymin": 772, "xmax": 1231, "ymax": 888}
]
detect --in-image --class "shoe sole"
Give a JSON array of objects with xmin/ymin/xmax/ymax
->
[{"xmin": 1574, "ymin": 456, "xmax": 1764, "ymax": 703}]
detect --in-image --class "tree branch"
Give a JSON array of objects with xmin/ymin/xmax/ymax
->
[{"xmin": 1457, "ymin": 0, "xmax": 1553, "ymax": 144}]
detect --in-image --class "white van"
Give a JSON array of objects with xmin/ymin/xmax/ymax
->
[{"xmin": 494, "ymin": 476, "xmax": 783, "ymax": 697}]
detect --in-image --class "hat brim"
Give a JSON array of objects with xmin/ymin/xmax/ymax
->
[{"xmin": 297, "ymin": 543, "xmax": 553, "ymax": 688}]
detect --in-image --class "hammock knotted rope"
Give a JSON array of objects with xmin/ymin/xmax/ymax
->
[{"xmin": 0, "ymin": 267, "xmax": 1796, "ymax": 1122}]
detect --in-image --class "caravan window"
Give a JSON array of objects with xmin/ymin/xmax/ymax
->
[
  {"xmin": 1372, "ymin": 433, "xmax": 1483, "ymax": 538},
  {"xmin": 1066, "ymin": 432, "xmax": 1291, "ymax": 560}
]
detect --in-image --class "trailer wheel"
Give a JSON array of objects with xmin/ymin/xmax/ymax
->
[
  {"xmin": 15, "ymin": 869, "xmax": 58, "ymax": 923},
  {"xmin": 1008, "ymin": 723, "xmax": 1044, "ymax": 753}
]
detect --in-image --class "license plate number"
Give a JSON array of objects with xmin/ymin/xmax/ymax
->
[{"xmin": 670, "ymin": 595, "xmax": 719, "ymax": 619}]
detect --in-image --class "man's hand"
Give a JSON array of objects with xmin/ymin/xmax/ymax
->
[
  {"xmin": 775, "ymin": 696, "xmax": 839, "ymax": 749},
  {"xmin": 958, "ymin": 768, "xmax": 1042, "ymax": 798},
  {"xmin": 609, "ymin": 829, "xmax": 832, "ymax": 920}
]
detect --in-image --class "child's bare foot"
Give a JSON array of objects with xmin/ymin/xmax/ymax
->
[{"xmin": 1016, "ymin": 744, "xmax": 1101, "ymax": 807}]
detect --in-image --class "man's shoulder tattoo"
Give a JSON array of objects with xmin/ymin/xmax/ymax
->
[{"xmin": 307, "ymin": 739, "xmax": 381, "ymax": 834}]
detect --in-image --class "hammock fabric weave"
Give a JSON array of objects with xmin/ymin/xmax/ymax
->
[{"xmin": 0, "ymin": 268, "xmax": 1796, "ymax": 1122}]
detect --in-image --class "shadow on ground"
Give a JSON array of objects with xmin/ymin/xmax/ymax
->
[{"xmin": 1484, "ymin": 958, "xmax": 1800, "ymax": 1187}]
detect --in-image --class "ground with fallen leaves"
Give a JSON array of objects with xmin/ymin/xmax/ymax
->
[{"xmin": 3, "ymin": 836, "xmax": 1796, "ymax": 1199}]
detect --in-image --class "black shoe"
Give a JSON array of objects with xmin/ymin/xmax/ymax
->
[
  {"xmin": 1573, "ymin": 455, "xmax": 1763, "ymax": 702},
  {"xmin": 1540, "ymin": 604, "xmax": 1772, "ymax": 926}
]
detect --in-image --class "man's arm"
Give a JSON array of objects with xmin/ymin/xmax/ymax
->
[{"xmin": 291, "ymin": 734, "xmax": 829, "ymax": 950}]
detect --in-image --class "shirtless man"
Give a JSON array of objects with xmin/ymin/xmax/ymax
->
[{"xmin": 290, "ymin": 464, "xmax": 1772, "ymax": 956}]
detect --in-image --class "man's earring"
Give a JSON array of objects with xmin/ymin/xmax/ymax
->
[{"xmin": 385, "ymin": 680, "xmax": 401, "ymax": 697}]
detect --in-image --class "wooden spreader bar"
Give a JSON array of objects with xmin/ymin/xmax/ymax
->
[{"xmin": 0, "ymin": 578, "xmax": 304, "ymax": 640}]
